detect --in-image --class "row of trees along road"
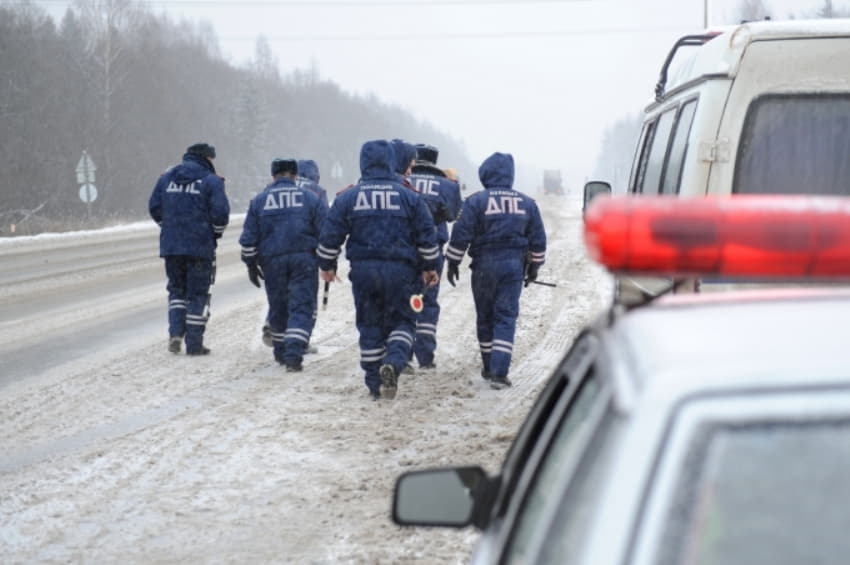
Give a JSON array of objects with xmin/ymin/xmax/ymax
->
[{"xmin": 0, "ymin": 0, "xmax": 475, "ymax": 236}]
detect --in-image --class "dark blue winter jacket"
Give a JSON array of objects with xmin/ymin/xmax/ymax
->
[
  {"xmin": 391, "ymin": 139, "xmax": 417, "ymax": 178},
  {"xmin": 239, "ymin": 177, "xmax": 328, "ymax": 265},
  {"xmin": 149, "ymin": 153, "xmax": 230, "ymax": 260},
  {"xmin": 408, "ymin": 164, "xmax": 462, "ymax": 245},
  {"xmin": 317, "ymin": 140, "xmax": 440, "ymax": 271},
  {"xmin": 446, "ymin": 152, "xmax": 546, "ymax": 267},
  {"xmin": 295, "ymin": 159, "xmax": 328, "ymax": 205}
]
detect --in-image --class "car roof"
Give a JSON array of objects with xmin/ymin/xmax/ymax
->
[
  {"xmin": 602, "ymin": 287, "xmax": 850, "ymax": 412},
  {"xmin": 664, "ymin": 19, "xmax": 850, "ymax": 94}
]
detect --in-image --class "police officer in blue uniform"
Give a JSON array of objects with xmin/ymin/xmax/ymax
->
[
  {"xmin": 240, "ymin": 158, "xmax": 328, "ymax": 371},
  {"xmin": 149, "ymin": 142, "xmax": 230, "ymax": 356},
  {"xmin": 296, "ymin": 159, "xmax": 328, "ymax": 206},
  {"xmin": 390, "ymin": 139, "xmax": 417, "ymax": 184},
  {"xmin": 407, "ymin": 144, "xmax": 462, "ymax": 370},
  {"xmin": 445, "ymin": 152, "xmax": 546, "ymax": 389},
  {"xmin": 317, "ymin": 139, "xmax": 440, "ymax": 400}
]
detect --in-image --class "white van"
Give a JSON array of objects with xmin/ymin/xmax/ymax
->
[
  {"xmin": 628, "ymin": 19, "xmax": 850, "ymax": 198},
  {"xmin": 585, "ymin": 20, "xmax": 850, "ymax": 301}
]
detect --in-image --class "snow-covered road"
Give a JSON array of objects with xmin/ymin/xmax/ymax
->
[{"xmin": 0, "ymin": 196, "xmax": 612, "ymax": 564}]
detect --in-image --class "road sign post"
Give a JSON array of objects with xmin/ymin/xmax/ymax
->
[{"xmin": 75, "ymin": 150, "xmax": 97, "ymax": 219}]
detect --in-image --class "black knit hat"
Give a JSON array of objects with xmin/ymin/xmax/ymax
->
[
  {"xmin": 186, "ymin": 143, "xmax": 216, "ymax": 159},
  {"xmin": 271, "ymin": 158, "xmax": 298, "ymax": 177}
]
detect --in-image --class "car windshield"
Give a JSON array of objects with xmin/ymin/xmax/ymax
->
[
  {"xmin": 734, "ymin": 94, "xmax": 850, "ymax": 196},
  {"xmin": 654, "ymin": 418, "xmax": 850, "ymax": 565}
]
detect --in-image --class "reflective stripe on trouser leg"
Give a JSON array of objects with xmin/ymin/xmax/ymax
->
[
  {"xmin": 283, "ymin": 255, "xmax": 319, "ymax": 365},
  {"xmin": 184, "ymin": 257, "xmax": 213, "ymax": 351},
  {"xmin": 489, "ymin": 277, "xmax": 522, "ymax": 378},
  {"xmin": 472, "ymin": 260, "xmax": 523, "ymax": 378},
  {"xmin": 479, "ymin": 341, "xmax": 492, "ymax": 374},
  {"xmin": 165, "ymin": 256, "xmax": 189, "ymax": 338},
  {"xmin": 386, "ymin": 329, "xmax": 414, "ymax": 370},
  {"xmin": 264, "ymin": 257, "xmax": 291, "ymax": 364},
  {"xmin": 350, "ymin": 260, "xmax": 418, "ymax": 391},
  {"xmin": 413, "ymin": 322, "xmax": 437, "ymax": 366},
  {"xmin": 168, "ymin": 298, "xmax": 188, "ymax": 339},
  {"xmin": 413, "ymin": 253, "xmax": 444, "ymax": 366}
]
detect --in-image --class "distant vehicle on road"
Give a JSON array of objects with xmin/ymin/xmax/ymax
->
[
  {"xmin": 542, "ymin": 169, "xmax": 564, "ymax": 196},
  {"xmin": 393, "ymin": 194, "xmax": 850, "ymax": 565}
]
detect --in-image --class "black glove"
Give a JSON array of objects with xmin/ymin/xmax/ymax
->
[
  {"xmin": 247, "ymin": 263, "xmax": 264, "ymax": 288},
  {"xmin": 524, "ymin": 262, "xmax": 540, "ymax": 287},
  {"xmin": 447, "ymin": 261, "xmax": 460, "ymax": 287},
  {"xmin": 321, "ymin": 260, "xmax": 338, "ymax": 278}
]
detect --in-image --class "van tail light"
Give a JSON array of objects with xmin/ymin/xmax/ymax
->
[{"xmin": 583, "ymin": 195, "xmax": 850, "ymax": 279}]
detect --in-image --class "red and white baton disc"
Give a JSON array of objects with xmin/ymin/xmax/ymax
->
[{"xmin": 410, "ymin": 294, "xmax": 424, "ymax": 313}]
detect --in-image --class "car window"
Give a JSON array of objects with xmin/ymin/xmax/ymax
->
[
  {"xmin": 661, "ymin": 99, "xmax": 697, "ymax": 195},
  {"xmin": 639, "ymin": 108, "xmax": 677, "ymax": 194},
  {"xmin": 493, "ymin": 334, "xmax": 598, "ymax": 519},
  {"xmin": 654, "ymin": 418, "xmax": 850, "ymax": 565},
  {"xmin": 529, "ymin": 404, "xmax": 625, "ymax": 565},
  {"xmin": 734, "ymin": 94, "xmax": 850, "ymax": 196},
  {"xmin": 502, "ymin": 374, "xmax": 608, "ymax": 564}
]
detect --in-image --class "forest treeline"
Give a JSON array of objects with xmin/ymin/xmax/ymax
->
[{"xmin": 0, "ymin": 0, "xmax": 475, "ymax": 235}]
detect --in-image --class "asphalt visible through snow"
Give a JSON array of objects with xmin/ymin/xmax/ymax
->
[{"xmin": 0, "ymin": 197, "xmax": 613, "ymax": 564}]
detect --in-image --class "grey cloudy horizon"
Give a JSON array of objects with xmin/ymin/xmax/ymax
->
[{"xmin": 37, "ymin": 0, "xmax": 850, "ymax": 191}]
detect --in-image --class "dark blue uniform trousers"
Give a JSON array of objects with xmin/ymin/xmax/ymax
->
[
  {"xmin": 412, "ymin": 252, "xmax": 445, "ymax": 367},
  {"xmin": 349, "ymin": 260, "xmax": 419, "ymax": 394},
  {"xmin": 165, "ymin": 255, "xmax": 213, "ymax": 353},
  {"xmin": 263, "ymin": 252, "xmax": 318, "ymax": 366},
  {"xmin": 470, "ymin": 256, "xmax": 524, "ymax": 378}
]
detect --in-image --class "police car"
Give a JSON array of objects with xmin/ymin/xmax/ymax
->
[{"xmin": 392, "ymin": 195, "xmax": 850, "ymax": 564}]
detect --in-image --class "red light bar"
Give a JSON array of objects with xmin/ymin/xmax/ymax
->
[{"xmin": 583, "ymin": 195, "xmax": 850, "ymax": 278}]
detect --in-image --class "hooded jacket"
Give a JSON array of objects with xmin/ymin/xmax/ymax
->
[
  {"xmin": 317, "ymin": 140, "xmax": 439, "ymax": 270},
  {"xmin": 445, "ymin": 152, "xmax": 546, "ymax": 267},
  {"xmin": 295, "ymin": 159, "xmax": 328, "ymax": 205},
  {"xmin": 239, "ymin": 176, "xmax": 328, "ymax": 264},
  {"xmin": 408, "ymin": 163, "xmax": 462, "ymax": 245},
  {"xmin": 149, "ymin": 153, "xmax": 230, "ymax": 260}
]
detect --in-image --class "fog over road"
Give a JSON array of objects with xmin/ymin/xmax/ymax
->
[{"xmin": 0, "ymin": 198, "xmax": 611, "ymax": 564}]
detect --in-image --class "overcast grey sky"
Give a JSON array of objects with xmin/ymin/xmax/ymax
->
[{"xmin": 38, "ymin": 0, "xmax": 850, "ymax": 188}]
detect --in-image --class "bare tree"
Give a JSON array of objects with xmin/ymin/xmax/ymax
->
[
  {"xmin": 72, "ymin": 0, "xmax": 144, "ymax": 212},
  {"xmin": 736, "ymin": 0, "xmax": 772, "ymax": 22},
  {"xmin": 251, "ymin": 36, "xmax": 280, "ymax": 83},
  {"xmin": 592, "ymin": 112, "xmax": 643, "ymax": 193},
  {"xmin": 815, "ymin": 0, "xmax": 850, "ymax": 17}
]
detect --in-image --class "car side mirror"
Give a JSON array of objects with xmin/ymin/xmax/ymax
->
[
  {"xmin": 583, "ymin": 181, "xmax": 612, "ymax": 216},
  {"xmin": 392, "ymin": 466, "xmax": 487, "ymax": 528}
]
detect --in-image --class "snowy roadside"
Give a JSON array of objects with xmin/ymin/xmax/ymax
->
[{"xmin": 0, "ymin": 196, "xmax": 612, "ymax": 564}]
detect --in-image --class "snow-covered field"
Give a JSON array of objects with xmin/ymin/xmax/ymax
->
[{"xmin": 0, "ymin": 196, "xmax": 612, "ymax": 564}]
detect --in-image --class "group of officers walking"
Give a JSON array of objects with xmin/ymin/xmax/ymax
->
[{"xmin": 149, "ymin": 140, "xmax": 547, "ymax": 400}]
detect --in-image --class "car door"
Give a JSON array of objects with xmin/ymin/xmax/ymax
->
[{"xmin": 471, "ymin": 330, "xmax": 612, "ymax": 563}]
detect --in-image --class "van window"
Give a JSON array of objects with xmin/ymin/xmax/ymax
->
[
  {"xmin": 734, "ymin": 94, "xmax": 850, "ymax": 195},
  {"xmin": 661, "ymin": 100, "xmax": 698, "ymax": 195},
  {"xmin": 638, "ymin": 109, "xmax": 677, "ymax": 194},
  {"xmin": 631, "ymin": 123, "xmax": 656, "ymax": 194}
]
